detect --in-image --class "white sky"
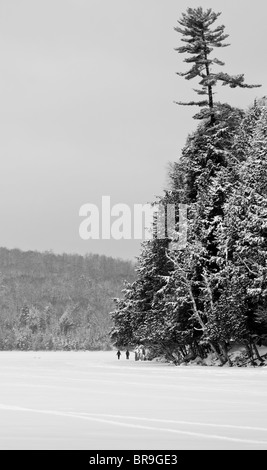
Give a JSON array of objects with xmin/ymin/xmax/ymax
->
[{"xmin": 0, "ymin": 0, "xmax": 266, "ymax": 260}]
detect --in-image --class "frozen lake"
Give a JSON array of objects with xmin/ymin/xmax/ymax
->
[{"xmin": 0, "ymin": 350, "xmax": 267, "ymax": 450}]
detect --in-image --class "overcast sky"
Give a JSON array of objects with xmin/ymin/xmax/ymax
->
[{"xmin": 0, "ymin": 0, "xmax": 266, "ymax": 261}]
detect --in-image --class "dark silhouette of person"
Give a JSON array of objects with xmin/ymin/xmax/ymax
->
[
  {"xmin": 116, "ymin": 350, "xmax": 121, "ymax": 360},
  {"xmin": 126, "ymin": 350, "xmax": 130, "ymax": 359}
]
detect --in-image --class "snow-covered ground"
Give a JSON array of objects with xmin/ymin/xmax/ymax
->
[{"xmin": 0, "ymin": 350, "xmax": 267, "ymax": 450}]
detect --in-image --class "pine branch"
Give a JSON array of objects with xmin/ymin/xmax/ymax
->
[
  {"xmin": 216, "ymin": 72, "xmax": 261, "ymax": 89},
  {"xmin": 174, "ymin": 100, "xmax": 209, "ymax": 107}
]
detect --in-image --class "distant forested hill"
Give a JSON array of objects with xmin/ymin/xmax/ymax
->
[{"xmin": 0, "ymin": 247, "xmax": 135, "ymax": 350}]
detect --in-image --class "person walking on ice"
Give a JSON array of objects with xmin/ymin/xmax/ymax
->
[
  {"xmin": 126, "ymin": 350, "xmax": 130, "ymax": 360},
  {"xmin": 116, "ymin": 350, "xmax": 121, "ymax": 360}
]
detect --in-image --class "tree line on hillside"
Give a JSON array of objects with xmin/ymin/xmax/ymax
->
[
  {"xmin": 110, "ymin": 8, "xmax": 267, "ymax": 366},
  {"xmin": 0, "ymin": 248, "xmax": 135, "ymax": 350}
]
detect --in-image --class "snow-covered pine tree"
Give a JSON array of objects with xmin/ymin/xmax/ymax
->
[
  {"xmin": 170, "ymin": 104, "xmax": 243, "ymax": 205},
  {"xmin": 174, "ymin": 7, "xmax": 260, "ymax": 124},
  {"xmin": 110, "ymin": 237, "xmax": 171, "ymax": 352},
  {"xmin": 110, "ymin": 282, "xmax": 138, "ymax": 348},
  {"xmin": 161, "ymin": 105, "xmax": 258, "ymax": 363},
  {"xmin": 232, "ymin": 101, "xmax": 263, "ymax": 163},
  {"xmin": 217, "ymin": 103, "xmax": 267, "ymax": 359}
]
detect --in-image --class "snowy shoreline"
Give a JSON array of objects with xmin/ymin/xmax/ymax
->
[{"xmin": 2, "ymin": 345, "xmax": 267, "ymax": 367}]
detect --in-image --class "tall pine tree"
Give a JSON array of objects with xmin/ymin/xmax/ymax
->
[{"xmin": 174, "ymin": 7, "xmax": 260, "ymax": 124}]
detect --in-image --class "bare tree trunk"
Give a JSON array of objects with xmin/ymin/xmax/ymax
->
[
  {"xmin": 245, "ymin": 341, "xmax": 252, "ymax": 358},
  {"xmin": 245, "ymin": 340, "xmax": 256, "ymax": 365},
  {"xmin": 209, "ymin": 340, "xmax": 225, "ymax": 365},
  {"xmin": 219, "ymin": 342, "xmax": 232, "ymax": 367},
  {"xmin": 201, "ymin": 272, "xmax": 226, "ymax": 365},
  {"xmin": 202, "ymin": 32, "xmax": 215, "ymax": 125}
]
